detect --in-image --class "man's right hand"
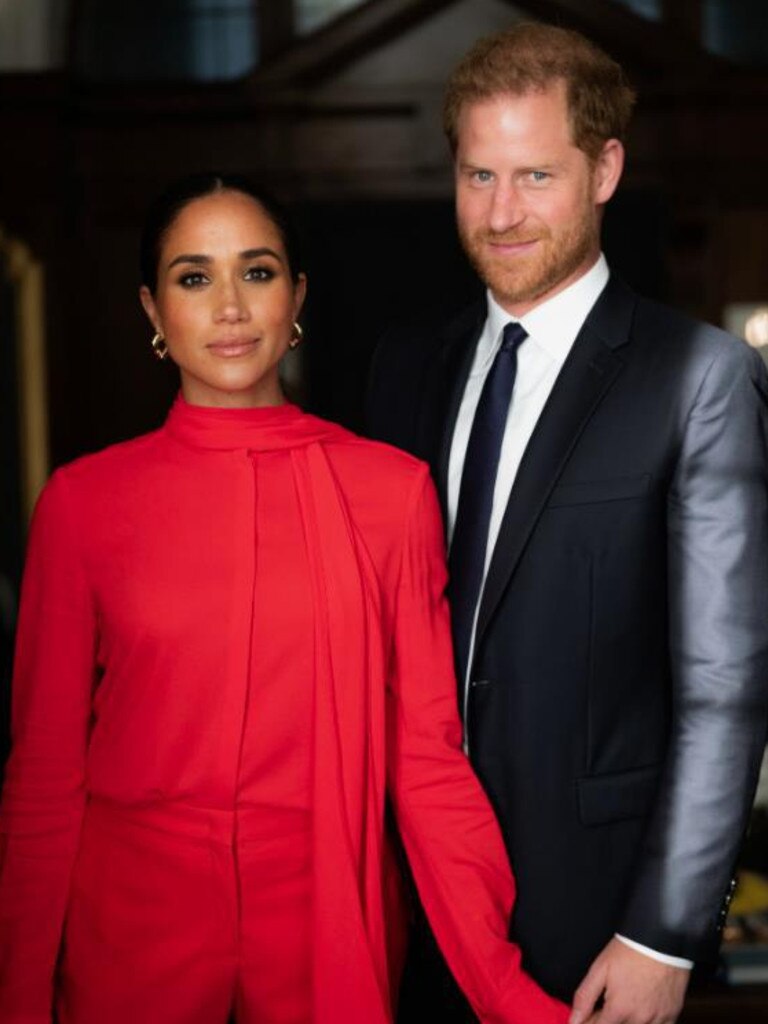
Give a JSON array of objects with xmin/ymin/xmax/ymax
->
[{"xmin": 568, "ymin": 937, "xmax": 689, "ymax": 1024}]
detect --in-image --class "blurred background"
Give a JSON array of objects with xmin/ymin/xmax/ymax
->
[{"xmin": 1, "ymin": 2, "xmax": 768, "ymax": 1016}]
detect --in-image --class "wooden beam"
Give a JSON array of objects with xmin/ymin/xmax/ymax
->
[
  {"xmin": 65, "ymin": 0, "xmax": 84, "ymax": 71},
  {"xmin": 662, "ymin": 0, "xmax": 703, "ymax": 45},
  {"xmin": 253, "ymin": 0, "xmax": 459, "ymax": 86},
  {"xmin": 508, "ymin": 0, "xmax": 716, "ymax": 75},
  {"xmin": 253, "ymin": 0, "xmax": 720, "ymax": 90},
  {"xmin": 258, "ymin": 0, "xmax": 295, "ymax": 62}
]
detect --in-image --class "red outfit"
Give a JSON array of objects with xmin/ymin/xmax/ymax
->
[{"xmin": 0, "ymin": 397, "xmax": 568, "ymax": 1024}]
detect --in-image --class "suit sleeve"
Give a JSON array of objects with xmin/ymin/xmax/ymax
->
[
  {"xmin": 620, "ymin": 342, "xmax": 768, "ymax": 959},
  {"xmin": 0, "ymin": 470, "xmax": 96, "ymax": 1022},
  {"xmin": 386, "ymin": 466, "xmax": 569, "ymax": 1024}
]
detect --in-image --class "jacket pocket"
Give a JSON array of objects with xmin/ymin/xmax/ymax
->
[
  {"xmin": 576, "ymin": 763, "xmax": 661, "ymax": 826},
  {"xmin": 548, "ymin": 473, "xmax": 651, "ymax": 508}
]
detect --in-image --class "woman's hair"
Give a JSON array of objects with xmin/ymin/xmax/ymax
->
[
  {"xmin": 140, "ymin": 172, "xmax": 304, "ymax": 293},
  {"xmin": 443, "ymin": 22, "xmax": 636, "ymax": 161}
]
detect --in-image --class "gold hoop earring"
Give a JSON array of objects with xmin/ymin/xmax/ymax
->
[
  {"xmin": 288, "ymin": 322, "xmax": 304, "ymax": 350},
  {"xmin": 151, "ymin": 333, "xmax": 168, "ymax": 361}
]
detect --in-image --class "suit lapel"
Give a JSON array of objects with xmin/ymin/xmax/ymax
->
[{"xmin": 475, "ymin": 276, "xmax": 637, "ymax": 649}]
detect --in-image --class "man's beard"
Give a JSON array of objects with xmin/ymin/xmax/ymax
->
[{"xmin": 459, "ymin": 204, "xmax": 598, "ymax": 310}]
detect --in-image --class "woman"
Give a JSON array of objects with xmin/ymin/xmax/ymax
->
[{"xmin": 0, "ymin": 174, "xmax": 568, "ymax": 1024}]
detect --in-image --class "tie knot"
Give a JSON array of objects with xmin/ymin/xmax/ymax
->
[{"xmin": 500, "ymin": 321, "xmax": 527, "ymax": 352}]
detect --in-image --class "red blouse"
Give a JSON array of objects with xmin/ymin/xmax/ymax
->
[{"xmin": 0, "ymin": 397, "xmax": 568, "ymax": 1023}]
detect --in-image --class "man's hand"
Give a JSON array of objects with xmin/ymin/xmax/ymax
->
[{"xmin": 568, "ymin": 937, "xmax": 690, "ymax": 1024}]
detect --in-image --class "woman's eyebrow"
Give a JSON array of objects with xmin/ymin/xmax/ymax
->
[
  {"xmin": 167, "ymin": 247, "xmax": 283, "ymax": 271},
  {"xmin": 240, "ymin": 247, "xmax": 282, "ymax": 262},
  {"xmin": 167, "ymin": 253, "xmax": 212, "ymax": 270}
]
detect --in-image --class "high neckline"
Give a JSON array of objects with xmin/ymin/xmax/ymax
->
[{"xmin": 164, "ymin": 393, "xmax": 346, "ymax": 452}]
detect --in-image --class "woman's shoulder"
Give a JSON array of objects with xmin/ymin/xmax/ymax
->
[
  {"xmin": 313, "ymin": 420, "xmax": 440, "ymax": 554},
  {"xmin": 44, "ymin": 429, "xmax": 165, "ymax": 496},
  {"xmin": 309, "ymin": 413, "xmax": 426, "ymax": 472},
  {"xmin": 318, "ymin": 418, "xmax": 430, "ymax": 489}
]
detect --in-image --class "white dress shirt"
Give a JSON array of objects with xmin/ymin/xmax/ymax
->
[
  {"xmin": 447, "ymin": 254, "xmax": 692, "ymax": 970},
  {"xmin": 447, "ymin": 255, "xmax": 609, "ymax": 548},
  {"xmin": 448, "ymin": 255, "xmax": 610, "ymax": 717}
]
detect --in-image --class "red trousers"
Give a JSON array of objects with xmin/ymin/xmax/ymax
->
[{"xmin": 57, "ymin": 799, "xmax": 312, "ymax": 1024}]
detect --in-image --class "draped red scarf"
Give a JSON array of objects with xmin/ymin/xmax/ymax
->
[{"xmin": 293, "ymin": 443, "xmax": 393, "ymax": 1021}]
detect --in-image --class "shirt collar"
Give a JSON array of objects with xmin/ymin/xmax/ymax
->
[{"xmin": 482, "ymin": 254, "xmax": 610, "ymax": 367}]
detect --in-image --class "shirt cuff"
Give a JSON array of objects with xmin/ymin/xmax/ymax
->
[{"xmin": 615, "ymin": 934, "xmax": 693, "ymax": 969}]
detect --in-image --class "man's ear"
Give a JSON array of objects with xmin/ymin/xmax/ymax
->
[{"xmin": 592, "ymin": 139, "xmax": 624, "ymax": 206}]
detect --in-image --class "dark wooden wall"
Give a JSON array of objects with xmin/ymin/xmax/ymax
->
[{"xmin": 2, "ymin": 64, "xmax": 768, "ymax": 468}]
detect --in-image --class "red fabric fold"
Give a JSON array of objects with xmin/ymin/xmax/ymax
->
[{"xmin": 292, "ymin": 443, "xmax": 391, "ymax": 1021}]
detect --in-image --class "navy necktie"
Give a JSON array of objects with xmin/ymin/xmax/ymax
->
[{"xmin": 449, "ymin": 321, "xmax": 528, "ymax": 689}]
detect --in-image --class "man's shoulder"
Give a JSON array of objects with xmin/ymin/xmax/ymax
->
[
  {"xmin": 634, "ymin": 292, "xmax": 733, "ymax": 348},
  {"xmin": 366, "ymin": 294, "xmax": 484, "ymax": 447},
  {"xmin": 631, "ymin": 290, "xmax": 766, "ymax": 386},
  {"xmin": 375, "ymin": 295, "xmax": 485, "ymax": 367},
  {"xmin": 602, "ymin": 277, "xmax": 760, "ymax": 377}
]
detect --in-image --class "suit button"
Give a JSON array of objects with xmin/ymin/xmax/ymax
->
[{"xmin": 723, "ymin": 877, "xmax": 738, "ymax": 908}]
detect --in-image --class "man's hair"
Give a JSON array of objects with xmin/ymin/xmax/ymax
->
[{"xmin": 443, "ymin": 22, "xmax": 636, "ymax": 160}]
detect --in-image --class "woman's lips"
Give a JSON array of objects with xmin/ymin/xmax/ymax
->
[{"xmin": 207, "ymin": 339, "xmax": 258, "ymax": 358}]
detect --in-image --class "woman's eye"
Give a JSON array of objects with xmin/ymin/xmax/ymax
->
[
  {"xmin": 244, "ymin": 266, "xmax": 275, "ymax": 282},
  {"xmin": 178, "ymin": 272, "xmax": 208, "ymax": 288}
]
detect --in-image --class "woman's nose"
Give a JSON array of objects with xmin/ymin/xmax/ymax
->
[{"xmin": 214, "ymin": 280, "xmax": 248, "ymax": 322}]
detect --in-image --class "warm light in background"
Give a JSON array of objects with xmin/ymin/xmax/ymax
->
[
  {"xmin": 724, "ymin": 302, "xmax": 768, "ymax": 350},
  {"xmin": 745, "ymin": 308, "xmax": 768, "ymax": 349}
]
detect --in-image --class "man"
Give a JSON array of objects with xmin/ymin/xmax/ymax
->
[{"xmin": 367, "ymin": 22, "xmax": 768, "ymax": 1024}]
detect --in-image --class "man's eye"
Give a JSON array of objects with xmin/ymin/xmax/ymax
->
[
  {"xmin": 179, "ymin": 272, "xmax": 208, "ymax": 287},
  {"xmin": 473, "ymin": 170, "xmax": 493, "ymax": 183},
  {"xmin": 245, "ymin": 266, "xmax": 275, "ymax": 282},
  {"xmin": 530, "ymin": 170, "xmax": 549, "ymax": 183}
]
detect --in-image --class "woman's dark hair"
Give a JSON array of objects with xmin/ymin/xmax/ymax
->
[{"xmin": 140, "ymin": 172, "xmax": 304, "ymax": 293}]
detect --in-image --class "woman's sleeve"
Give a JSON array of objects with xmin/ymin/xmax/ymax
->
[
  {"xmin": 386, "ymin": 466, "xmax": 569, "ymax": 1024},
  {"xmin": 0, "ymin": 470, "xmax": 97, "ymax": 1022}
]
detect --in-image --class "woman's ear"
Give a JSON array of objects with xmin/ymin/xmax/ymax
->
[
  {"xmin": 293, "ymin": 274, "xmax": 307, "ymax": 321},
  {"xmin": 139, "ymin": 285, "xmax": 163, "ymax": 336}
]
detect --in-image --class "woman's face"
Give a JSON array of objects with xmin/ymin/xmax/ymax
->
[{"xmin": 140, "ymin": 190, "xmax": 306, "ymax": 408}]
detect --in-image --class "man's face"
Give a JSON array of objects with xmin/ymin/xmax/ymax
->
[{"xmin": 454, "ymin": 82, "xmax": 622, "ymax": 316}]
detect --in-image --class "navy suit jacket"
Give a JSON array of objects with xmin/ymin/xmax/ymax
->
[{"xmin": 367, "ymin": 275, "xmax": 768, "ymax": 999}]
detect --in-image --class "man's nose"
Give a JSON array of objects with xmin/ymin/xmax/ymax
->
[{"xmin": 488, "ymin": 182, "xmax": 526, "ymax": 235}]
